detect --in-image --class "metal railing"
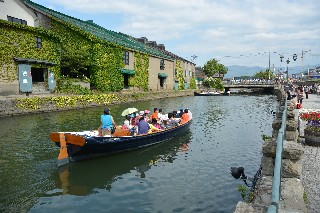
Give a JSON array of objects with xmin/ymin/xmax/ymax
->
[{"xmin": 267, "ymin": 98, "xmax": 288, "ymax": 212}]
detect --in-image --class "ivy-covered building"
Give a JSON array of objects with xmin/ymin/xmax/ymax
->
[
  {"xmin": 0, "ymin": 0, "xmax": 195, "ymax": 96},
  {"xmin": 0, "ymin": 0, "xmax": 61, "ymax": 95}
]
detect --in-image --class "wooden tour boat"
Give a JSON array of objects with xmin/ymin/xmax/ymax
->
[{"xmin": 50, "ymin": 119, "xmax": 192, "ymax": 166}]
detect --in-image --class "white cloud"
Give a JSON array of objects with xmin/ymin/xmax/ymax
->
[{"xmin": 36, "ymin": 0, "xmax": 320, "ymax": 67}]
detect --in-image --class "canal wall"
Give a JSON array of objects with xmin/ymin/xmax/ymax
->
[
  {"xmin": 234, "ymin": 87, "xmax": 307, "ymax": 213},
  {"xmin": 0, "ymin": 90, "xmax": 195, "ymax": 117}
]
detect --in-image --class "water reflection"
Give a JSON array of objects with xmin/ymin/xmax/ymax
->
[{"xmin": 50, "ymin": 131, "xmax": 192, "ymax": 196}]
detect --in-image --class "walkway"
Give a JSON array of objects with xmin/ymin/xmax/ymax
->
[{"xmin": 299, "ymin": 93, "xmax": 320, "ymax": 212}]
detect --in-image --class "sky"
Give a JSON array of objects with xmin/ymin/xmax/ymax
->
[{"xmin": 32, "ymin": 0, "xmax": 320, "ymax": 70}]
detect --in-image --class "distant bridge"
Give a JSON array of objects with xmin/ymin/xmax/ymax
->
[{"xmin": 223, "ymin": 83, "xmax": 277, "ymax": 93}]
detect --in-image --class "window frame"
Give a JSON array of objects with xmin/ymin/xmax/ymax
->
[
  {"xmin": 123, "ymin": 51, "xmax": 129, "ymax": 65},
  {"xmin": 160, "ymin": 59, "xmax": 165, "ymax": 70},
  {"xmin": 7, "ymin": 15, "xmax": 27, "ymax": 25},
  {"xmin": 35, "ymin": 37, "xmax": 42, "ymax": 49}
]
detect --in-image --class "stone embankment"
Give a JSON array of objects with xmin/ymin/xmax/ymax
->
[
  {"xmin": 235, "ymin": 87, "xmax": 311, "ymax": 213},
  {"xmin": 0, "ymin": 90, "xmax": 195, "ymax": 117}
]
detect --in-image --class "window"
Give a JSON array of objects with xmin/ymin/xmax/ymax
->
[
  {"xmin": 189, "ymin": 71, "xmax": 192, "ymax": 77},
  {"xmin": 7, "ymin": 16, "xmax": 27, "ymax": 25},
  {"xmin": 160, "ymin": 59, "xmax": 165, "ymax": 70},
  {"xmin": 35, "ymin": 37, "xmax": 42, "ymax": 48},
  {"xmin": 123, "ymin": 51, "xmax": 129, "ymax": 65},
  {"xmin": 185, "ymin": 70, "xmax": 187, "ymax": 77}
]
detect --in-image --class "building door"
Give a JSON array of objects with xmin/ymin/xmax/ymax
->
[
  {"xmin": 31, "ymin": 68, "xmax": 47, "ymax": 93},
  {"xmin": 123, "ymin": 74, "xmax": 129, "ymax": 89},
  {"xmin": 159, "ymin": 78, "xmax": 165, "ymax": 89}
]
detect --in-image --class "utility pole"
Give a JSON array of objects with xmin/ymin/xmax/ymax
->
[
  {"xmin": 302, "ymin": 50, "xmax": 304, "ymax": 74},
  {"xmin": 268, "ymin": 52, "xmax": 271, "ymax": 72}
]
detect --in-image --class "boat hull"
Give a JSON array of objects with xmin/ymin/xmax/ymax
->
[{"xmin": 194, "ymin": 91, "xmax": 221, "ymax": 96}]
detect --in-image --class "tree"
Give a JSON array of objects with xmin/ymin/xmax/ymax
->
[
  {"xmin": 202, "ymin": 58, "xmax": 227, "ymax": 89},
  {"xmin": 203, "ymin": 58, "xmax": 228, "ymax": 78},
  {"xmin": 202, "ymin": 77, "xmax": 224, "ymax": 90},
  {"xmin": 254, "ymin": 69, "xmax": 275, "ymax": 79}
]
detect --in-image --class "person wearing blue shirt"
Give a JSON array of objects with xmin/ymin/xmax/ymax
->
[
  {"xmin": 136, "ymin": 116, "xmax": 149, "ymax": 135},
  {"xmin": 101, "ymin": 108, "xmax": 115, "ymax": 136}
]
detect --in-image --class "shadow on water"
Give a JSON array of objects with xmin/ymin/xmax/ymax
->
[{"xmin": 46, "ymin": 130, "xmax": 192, "ymax": 197}]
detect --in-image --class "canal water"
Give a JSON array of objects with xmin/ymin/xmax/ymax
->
[{"xmin": 0, "ymin": 95, "xmax": 277, "ymax": 213}]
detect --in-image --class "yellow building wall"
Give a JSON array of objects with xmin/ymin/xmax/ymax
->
[{"xmin": 148, "ymin": 57, "xmax": 174, "ymax": 91}]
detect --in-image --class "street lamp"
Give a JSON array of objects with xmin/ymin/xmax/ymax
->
[
  {"xmin": 286, "ymin": 58, "xmax": 290, "ymax": 85},
  {"xmin": 280, "ymin": 55, "xmax": 284, "ymax": 62}
]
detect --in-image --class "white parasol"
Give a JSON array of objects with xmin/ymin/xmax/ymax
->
[{"xmin": 121, "ymin": 107, "xmax": 138, "ymax": 116}]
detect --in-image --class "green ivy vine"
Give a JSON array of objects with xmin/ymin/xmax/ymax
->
[
  {"xmin": 176, "ymin": 60, "xmax": 185, "ymax": 90},
  {"xmin": 90, "ymin": 43, "xmax": 124, "ymax": 91},
  {"xmin": 49, "ymin": 19, "xmax": 125, "ymax": 92},
  {"xmin": 0, "ymin": 20, "xmax": 61, "ymax": 82},
  {"xmin": 130, "ymin": 52, "xmax": 149, "ymax": 91},
  {"xmin": 189, "ymin": 77, "xmax": 197, "ymax": 89}
]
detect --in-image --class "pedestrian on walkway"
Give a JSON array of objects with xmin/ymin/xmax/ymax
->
[
  {"xmin": 304, "ymin": 86, "xmax": 309, "ymax": 99},
  {"xmin": 297, "ymin": 90, "xmax": 304, "ymax": 104}
]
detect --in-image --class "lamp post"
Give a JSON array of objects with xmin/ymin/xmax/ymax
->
[
  {"xmin": 286, "ymin": 58, "xmax": 290, "ymax": 85},
  {"xmin": 279, "ymin": 53, "xmax": 298, "ymax": 85}
]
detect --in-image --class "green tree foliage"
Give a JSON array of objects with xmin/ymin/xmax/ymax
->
[
  {"xmin": 202, "ymin": 77, "xmax": 224, "ymax": 90},
  {"xmin": 202, "ymin": 58, "xmax": 227, "ymax": 89},
  {"xmin": 176, "ymin": 60, "xmax": 185, "ymax": 90},
  {"xmin": 254, "ymin": 69, "xmax": 275, "ymax": 79},
  {"xmin": 189, "ymin": 77, "xmax": 197, "ymax": 89},
  {"xmin": 203, "ymin": 58, "xmax": 228, "ymax": 77}
]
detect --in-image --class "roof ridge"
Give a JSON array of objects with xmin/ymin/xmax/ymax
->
[{"xmin": 23, "ymin": 0, "xmax": 173, "ymax": 60}]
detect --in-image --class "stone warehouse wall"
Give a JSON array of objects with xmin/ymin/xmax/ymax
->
[{"xmin": 0, "ymin": 90, "xmax": 195, "ymax": 117}]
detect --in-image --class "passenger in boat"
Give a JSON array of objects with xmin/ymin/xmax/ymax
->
[
  {"xmin": 151, "ymin": 118, "xmax": 161, "ymax": 129},
  {"xmin": 178, "ymin": 108, "xmax": 184, "ymax": 118},
  {"xmin": 150, "ymin": 108, "xmax": 159, "ymax": 121},
  {"xmin": 181, "ymin": 109, "xmax": 190, "ymax": 124},
  {"xmin": 122, "ymin": 115, "xmax": 131, "ymax": 129},
  {"xmin": 167, "ymin": 113, "xmax": 179, "ymax": 128},
  {"xmin": 158, "ymin": 109, "xmax": 164, "ymax": 122},
  {"xmin": 130, "ymin": 113, "xmax": 136, "ymax": 126},
  {"xmin": 131, "ymin": 112, "xmax": 140, "ymax": 126},
  {"xmin": 101, "ymin": 108, "xmax": 116, "ymax": 136},
  {"xmin": 136, "ymin": 116, "xmax": 150, "ymax": 135},
  {"xmin": 173, "ymin": 110, "xmax": 178, "ymax": 118},
  {"xmin": 139, "ymin": 111, "xmax": 145, "ymax": 118},
  {"xmin": 144, "ymin": 109, "xmax": 150, "ymax": 122},
  {"xmin": 148, "ymin": 118, "xmax": 161, "ymax": 133}
]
